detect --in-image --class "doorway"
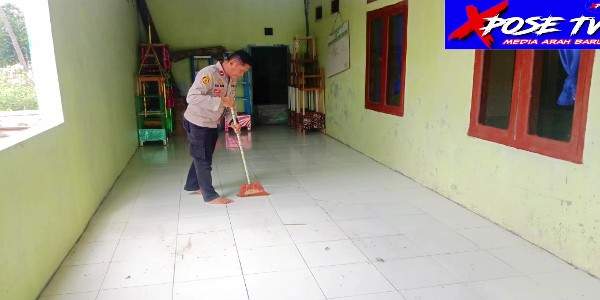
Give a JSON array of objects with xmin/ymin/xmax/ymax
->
[{"xmin": 250, "ymin": 46, "xmax": 289, "ymax": 125}]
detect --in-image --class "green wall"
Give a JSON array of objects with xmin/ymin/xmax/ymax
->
[
  {"xmin": 0, "ymin": 1, "xmax": 139, "ymax": 299},
  {"xmin": 146, "ymin": 0, "xmax": 305, "ymax": 94},
  {"xmin": 310, "ymin": 0, "xmax": 600, "ymax": 276}
]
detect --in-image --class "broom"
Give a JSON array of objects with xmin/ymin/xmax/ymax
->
[{"xmin": 227, "ymin": 87, "xmax": 269, "ymax": 197}]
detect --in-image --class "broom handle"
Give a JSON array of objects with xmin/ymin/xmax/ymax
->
[{"xmin": 228, "ymin": 83, "xmax": 252, "ymax": 185}]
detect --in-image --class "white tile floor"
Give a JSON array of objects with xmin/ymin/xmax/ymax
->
[{"xmin": 39, "ymin": 127, "xmax": 600, "ymax": 300}]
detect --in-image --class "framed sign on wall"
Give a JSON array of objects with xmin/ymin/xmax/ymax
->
[{"xmin": 326, "ymin": 21, "xmax": 350, "ymax": 77}]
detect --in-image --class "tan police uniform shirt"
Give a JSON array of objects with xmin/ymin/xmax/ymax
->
[{"xmin": 184, "ymin": 61, "xmax": 235, "ymax": 128}]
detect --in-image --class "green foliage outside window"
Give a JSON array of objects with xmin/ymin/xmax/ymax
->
[{"xmin": 0, "ymin": 3, "xmax": 37, "ymax": 111}]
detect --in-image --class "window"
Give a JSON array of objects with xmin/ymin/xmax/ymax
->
[
  {"xmin": 316, "ymin": 6, "xmax": 323, "ymax": 20},
  {"xmin": 469, "ymin": 50, "xmax": 595, "ymax": 163},
  {"xmin": 331, "ymin": 0, "xmax": 339, "ymax": 14},
  {"xmin": 365, "ymin": 1, "xmax": 408, "ymax": 116},
  {"xmin": 0, "ymin": 0, "xmax": 63, "ymax": 151}
]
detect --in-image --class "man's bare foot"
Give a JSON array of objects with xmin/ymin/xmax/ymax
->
[{"xmin": 206, "ymin": 197, "xmax": 234, "ymax": 205}]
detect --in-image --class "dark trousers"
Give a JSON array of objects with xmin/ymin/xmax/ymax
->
[{"xmin": 183, "ymin": 119, "xmax": 220, "ymax": 202}]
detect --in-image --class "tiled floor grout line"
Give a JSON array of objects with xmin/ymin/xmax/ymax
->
[
  {"xmin": 307, "ymin": 185, "xmax": 527, "ymax": 298},
  {"xmin": 480, "ymin": 246, "xmax": 563, "ymax": 279},
  {"xmin": 92, "ymin": 175, "xmax": 143, "ymax": 300},
  {"xmin": 91, "ymin": 234, "xmax": 123, "ymax": 300},
  {"xmin": 291, "ymin": 182, "xmax": 411, "ymax": 299},
  {"xmin": 350, "ymin": 239, "xmax": 405, "ymax": 298},
  {"xmin": 170, "ymin": 178, "xmax": 184, "ymax": 300},
  {"xmin": 326, "ymin": 290, "xmax": 403, "ymax": 299},
  {"xmin": 310, "ymin": 197, "xmax": 404, "ymax": 298},
  {"xmin": 39, "ymin": 128, "xmax": 600, "ymax": 299},
  {"xmin": 224, "ymin": 178, "xmax": 252, "ymax": 300},
  {"xmin": 266, "ymin": 194, "xmax": 330, "ymax": 300}
]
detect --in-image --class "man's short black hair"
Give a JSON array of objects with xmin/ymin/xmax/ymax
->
[{"xmin": 227, "ymin": 50, "xmax": 254, "ymax": 67}]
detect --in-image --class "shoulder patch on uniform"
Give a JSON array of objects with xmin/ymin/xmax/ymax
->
[{"xmin": 201, "ymin": 75, "xmax": 211, "ymax": 85}]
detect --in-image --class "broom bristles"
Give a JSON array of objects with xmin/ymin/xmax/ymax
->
[{"xmin": 237, "ymin": 181, "xmax": 269, "ymax": 197}]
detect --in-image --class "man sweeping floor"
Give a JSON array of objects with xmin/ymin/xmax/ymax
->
[{"xmin": 182, "ymin": 50, "xmax": 253, "ymax": 205}]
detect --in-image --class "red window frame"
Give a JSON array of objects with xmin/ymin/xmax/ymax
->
[
  {"xmin": 365, "ymin": 2, "xmax": 408, "ymax": 116},
  {"xmin": 468, "ymin": 50, "xmax": 595, "ymax": 163}
]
